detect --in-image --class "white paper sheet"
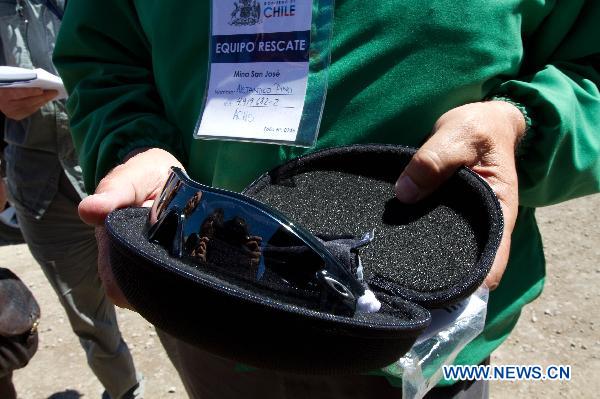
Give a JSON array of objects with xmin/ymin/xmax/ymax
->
[{"xmin": 0, "ymin": 66, "xmax": 67, "ymax": 99}]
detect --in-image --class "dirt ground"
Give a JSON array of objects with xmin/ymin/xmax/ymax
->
[{"xmin": 3, "ymin": 194, "xmax": 599, "ymax": 399}]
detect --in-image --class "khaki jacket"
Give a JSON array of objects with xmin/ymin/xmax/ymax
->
[{"xmin": 0, "ymin": 0, "xmax": 84, "ymax": 218}]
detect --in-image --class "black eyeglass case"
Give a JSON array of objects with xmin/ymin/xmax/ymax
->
[{"xmin": 105, "ymin": 144, "xmax": 502, "ymax": 374}]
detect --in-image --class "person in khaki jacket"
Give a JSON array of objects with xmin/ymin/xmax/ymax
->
[{"xmin": 0, "ymin": 1, "xmax": 143, "ymax": 397}]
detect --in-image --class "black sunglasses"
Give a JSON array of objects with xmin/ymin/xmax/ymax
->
[{"xmin": 147, "ymin": 167, "xmax": 366, "ymax": 316}]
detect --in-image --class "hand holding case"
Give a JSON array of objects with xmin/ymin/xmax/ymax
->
[{"xmin": 105, "ymin": 144, "xmax": 502, "ymax": 374}]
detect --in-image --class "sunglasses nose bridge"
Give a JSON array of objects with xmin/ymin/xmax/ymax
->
[{"xmin": 316, "ymin": 270, "xmax": 357, "ymax": 316}]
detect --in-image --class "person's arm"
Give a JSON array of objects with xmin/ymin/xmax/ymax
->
[
  {"xmin": 54, "ymin": 0, "xmax": 188, "ymax": 307},
  {"xmin": 0, "ymin": 18, "xmax": 59, "ymax": 209},
  {"xmin": 491, "ymin": 1, "xmax": 600, "ymax": 207},
  {"xmin": 394, "ymin": 1, "xmax": 599, "ymax": 290},
  {"xmin": 53, "ymin": 0, "xmax": 186, "ymax": 194}
]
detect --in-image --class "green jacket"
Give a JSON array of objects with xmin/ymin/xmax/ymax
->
[
  {"xmin": 54, "ymin": 0, "xmax": 600, "ymax": 386},
  {"xmin": 0, "ymin": 0, "xmax": 85, "ymax": 217}
]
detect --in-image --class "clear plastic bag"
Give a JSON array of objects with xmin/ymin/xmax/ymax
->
[{"xmin": 382, "ymin": 285, "xmax": 489, "ymax": 399}]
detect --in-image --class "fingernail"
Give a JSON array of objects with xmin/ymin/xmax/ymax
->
[
  {"xmin": 395, "ymin": 175, "xmax": 420, "ymax": 203},
  {"xmin": 85, "ymin": 192, "xmax": 109, "ymax": 203},
  {"xmin": 486, "ymin": 281, "xmax": 499, "ymax": 291}
]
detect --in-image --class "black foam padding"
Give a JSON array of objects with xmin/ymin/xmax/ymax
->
[
  {"xmin": 107, "ymin": 207, "xmax": 430, "ymax": 374},
  {"xmin": 244, "ymin": 144, "xmax": 502, "ymax": 306},
  {"xmin": 249, "ymin": 171, "xmax": 479, "ymax": 289}
]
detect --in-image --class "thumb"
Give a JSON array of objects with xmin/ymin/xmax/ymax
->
[
  {"xmin": 79, "ymin": 148, "xmax": 182, "ymax": 226},
  {"xmin": 79, "ymin": 181, "xmax": 138, "ymax": 226},
  {"xmin": 395, "ymin": 133, "xmax": 475, "ymax": 203}
]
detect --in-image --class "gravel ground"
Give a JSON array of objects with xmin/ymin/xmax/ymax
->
[
  {"xmin": 3, "ymin": 194, "xmax": 599, "ymax": 398},
  {"xmin": 492, "ymin": 194, "xmax": 599, "ymax": 398}
]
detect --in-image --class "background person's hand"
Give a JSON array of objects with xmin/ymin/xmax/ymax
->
[
  {"xmin": 394, "ymin": 101, "xmax": 527, "ymax": 290},
  {"xmin": 78, "ymin": 148, "xmax": 184, "ymax": 308},
  {"xmin": 0, "ymin": 88, "xmax": 58, "ymax": 120}
]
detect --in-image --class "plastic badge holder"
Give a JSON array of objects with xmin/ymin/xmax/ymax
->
[
  {"xmin": 105, "ymin": 144, "xmax": 502, "ymax": 374},
  {"xmin": 194, "ymin": 0, "xmax": 333, "ymax": 147}
]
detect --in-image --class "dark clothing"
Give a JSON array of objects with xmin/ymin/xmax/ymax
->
[{"xmin": 159, "ymin": 330, "xmax": 488, "ymax": 399}]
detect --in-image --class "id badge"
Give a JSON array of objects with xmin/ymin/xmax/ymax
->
[{"xmin": 194, "ymin": 0, "xmax": 333, "ymax": 147}]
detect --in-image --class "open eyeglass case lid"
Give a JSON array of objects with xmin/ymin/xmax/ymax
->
[{"xmin": 105, "ymin": 144, "xmax": 502, "ymax": 374}]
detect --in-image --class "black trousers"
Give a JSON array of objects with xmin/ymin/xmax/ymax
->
[{"xmin": 159, "ymin": 330, "xmax": 489, "ymax": 399}]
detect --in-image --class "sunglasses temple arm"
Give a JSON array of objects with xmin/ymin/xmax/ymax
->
[
  {"xmin": 171, "ymin": 213, "xmax": 185, "ymax": 258},
  {"xmin": 148, "ymin": 207, "xmax": 186, "ymax": 258}
]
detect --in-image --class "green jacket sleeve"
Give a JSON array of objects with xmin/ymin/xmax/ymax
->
[
  {"xmin": 492, "ymin": 1, "xmax": 600, "ymax": 207},
  {"xmin": 53, "ymin": 0, "xmax": 186, "ymax": 193}
]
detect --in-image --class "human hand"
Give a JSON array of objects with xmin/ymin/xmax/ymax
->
[
  {"xmin": 79, "ymin": 148, "xmax": 184, "ymax": 308},
  {"xmin": 394, "ymin": 101, "xmax": 527, "ymax": 290},
  {"xmin": 0, "ymin": 88, "xmax": 58, "ymax": 120}
]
